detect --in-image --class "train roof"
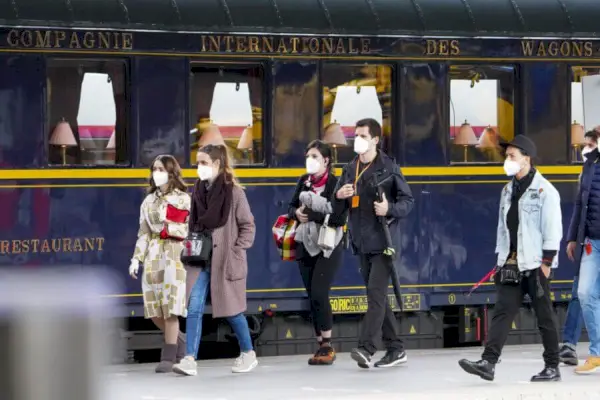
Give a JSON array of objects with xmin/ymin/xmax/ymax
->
[{"xmin": 1, "ymin": 0, "xmax": 599, "ymax": 38}]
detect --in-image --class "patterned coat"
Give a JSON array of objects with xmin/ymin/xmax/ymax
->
[
  {"xmin": 185, "ymin": 186, "xmax": 255, "ymax": 318},
  {"xmin": 132, "ymin": 188, "xmax": 191, "ymax": 319}
]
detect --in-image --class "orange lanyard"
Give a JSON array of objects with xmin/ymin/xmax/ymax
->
[{"xmin": 354, "ymin": 161, "xmax": 373, "ymax": 190}]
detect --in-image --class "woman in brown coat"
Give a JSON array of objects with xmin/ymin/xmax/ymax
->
[{"xmin": 172, "ymin": 144, "xmax": 257, "ymax": 376}]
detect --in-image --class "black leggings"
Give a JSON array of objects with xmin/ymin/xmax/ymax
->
[{"xmin": 297, "ymin": 243, "xmax": 343, "ymax": 335}]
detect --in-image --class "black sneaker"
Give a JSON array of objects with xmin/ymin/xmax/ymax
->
[
  {"xmin": 374, "ymin": 350, "xmax": 407, "ymax": 368},
  {"xmin": 531, "ymin": 366, "xmax": 561, "ymax": 382},
  {"xmin": 458, "ymin": 359, "xmax": 495, "ymax": 381},
  {"xmin": 350, "ymin": 347, "xmax": 372, "ymax": 369},
  {"xmin": 559, "ymin": 344, "xmax": 578, "ymax": 366}
]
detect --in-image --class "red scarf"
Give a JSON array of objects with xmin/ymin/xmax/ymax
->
[{"xmin": 306, "ymin": 172, "xmax": 328, "ymax": 193}]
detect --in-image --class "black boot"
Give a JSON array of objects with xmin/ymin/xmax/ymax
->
[
  {"xmin": 559, "ymin": 344, "xmax": 578, "ymax": 366},
  {"xmin": 531, "ymin": 366, "xmax": 561, "ymax": 382},
  {"xmin": 155, "ymin": 344, "xmax": 178, "ymax": 373},
  {"xmin": 175, "ymin": 332, "xmax": 186, "ymax": 363},
  {"xmin": 458, "ymin": 359, "xmax": 495, "ymax": 381}
]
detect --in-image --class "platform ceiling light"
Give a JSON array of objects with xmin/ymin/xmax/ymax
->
[
  {"xmin": 453, "ymin": 120, "xmax": 478, "ymax": 163},
  {"xmin": 49, "ymin": 119, "xmax": 77, "ymax": 165}
]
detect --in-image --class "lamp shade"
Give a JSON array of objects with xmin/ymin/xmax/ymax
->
[
  {"xmin": 198, "ymin": 123, "xmax": 225, "ymax": 147},
  {"xmin": 49, "ymin": 121, "xmax": 77, "ymax": 146},
  {"xmin": 323, "ymin": 123, "xmax": 347, "ymax": 146},
  {"xmin": 477, "ymin": 126, "xmax": 497, "ymax": 149},
  {"xmin": 571, "ymin": 121, "xmax": 585, "ymax": 145},
  {"xmin": 237, "ymin": 126, "xmax": 253, "ymax": 150},
  {"xmin": 454, "ymin": 120, "xmax": 478, "ymax": 145},
  {"xmin": 106, "ymin": 131, "xmax": 116, "ymax": 149}
]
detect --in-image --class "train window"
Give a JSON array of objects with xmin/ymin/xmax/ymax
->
[
  {"xmin": 570, "ymin": 66, "xmax": 600, "ymax": 163},
  {"xmin": 189, "ymin": 64, "xmax": 264, "ymax": 166},
  {"xmin": 46, "ymin": 59, "xmax": 128, "ymax": 166},
  {"xmin": 321, "ymin": 64, "xmax": 392, "ymax": 164},
  {"xmin": 449, "ymin": 65, "xmax": 515, "ymax": 164}
]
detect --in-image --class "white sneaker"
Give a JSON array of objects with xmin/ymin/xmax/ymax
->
[
  {"xmin": 232, "ymin": 350, "xmax": 258, "ymax": 373},
  {"xmin": 172, "ymin": 356, "xmax": 198, "ymax": 376}
]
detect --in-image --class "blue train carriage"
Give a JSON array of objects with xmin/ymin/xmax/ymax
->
[{"xmin": 0, "ymin": 0, "xmax": 595, "ymax": 358}]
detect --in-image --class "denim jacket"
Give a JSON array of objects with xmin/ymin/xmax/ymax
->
[{"xmin": 495, "ymin": 171, "xmax": 563, "ymax": 272}]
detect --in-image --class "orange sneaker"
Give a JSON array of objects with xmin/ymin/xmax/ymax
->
[
  {"xmin": 308, "ymin": 344, "xmax": 336, "ymax": 365},
  {"xmin": 575, "ymin": 356, "xmax": 600, "ymax": 375}
]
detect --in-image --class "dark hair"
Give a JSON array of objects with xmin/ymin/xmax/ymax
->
[
  {"xmin": 198, "ymin": 144, "xmax": 241, "ymax": 187},
  {"xmin": 585, "ymin": 130, "xmax": 599, "ymax": 143},
  {"xmin": 305, "ymin": 139, "xmax": 333, "ymax": 172},
  {"xmin": 147, "ymin": 154, "xmax": 187, "ymax": 194},
  {"xmin": 355, "ymin": 118, "xmax": 382, "ymax": 139}
]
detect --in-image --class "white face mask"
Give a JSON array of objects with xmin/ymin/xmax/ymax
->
[
  {"xmin": 305, "ymin": 157, "xmax": 321, "ymax": 175},
  {"xmin": 197, "ymin": 165, "xmax": 214, "ymax": 181},
  {"xmin": 152, "ymin": 171, "xmax": 169, "ymax": 187},
  {"xmin": 354, "ymin": 136, "xmax": 370, "ymax": 155},
  {"xmin": 582, "ymin": 146, "xmax": 595, "ymax": 162},
  {"xmin": 503, "ymin": 160, "xmax": 522, "ymax": 177}
]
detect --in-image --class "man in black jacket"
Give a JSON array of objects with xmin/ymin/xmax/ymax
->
[{"xmin": 333, "ymin": 118, "xmax": 414, "ymax": 368}]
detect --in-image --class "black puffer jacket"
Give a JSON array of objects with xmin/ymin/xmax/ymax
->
[{"xmin": 332, "ymin": 151, "xmax": 414, "ymax": 255}]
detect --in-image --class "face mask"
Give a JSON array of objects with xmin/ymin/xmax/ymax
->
[
  {"xmin": 305, "ymin": 157, "xmax": 321, "ymax": 175},
  {"xmin": 197, "ymin": 165, "xmax": 214, "ymax": 181},
  {"xmin": 152, "ymin": 171, "xmax": 169, "ymax": 187},
  {"xmin": 354, "ymin": 136, "xmax": 370, "ymax": 155},
  {"xmin": 503, "ymin": 160, "xmax": 522, "ymax": 177},
  {"xmin": 583, "ymin": 146, "xmax": 596, "ymax": 161}
]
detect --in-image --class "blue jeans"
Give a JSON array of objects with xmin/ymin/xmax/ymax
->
[
  {"xmin": 185, "ymin": 268, "xmax": 254, "ymax": 358},
  {"xmin": 578, "ymin": 238, "xmax": 600, "ymax": 356},
  {"xmin": 563, "ymin": 275, "xmax": 584, "ymax": 347}
]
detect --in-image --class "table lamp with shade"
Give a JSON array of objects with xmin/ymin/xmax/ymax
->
[
  {"xmin": 237, "ymin": 125, "xmax": 253, "ymax": 163},
  {"xmin": 106, "ymin": 131, "xmax": 115, "ymax": 150},
  {"xmin": 49, "ymin": 119, "xmax": 77, "ymax": 165},
  {"xmin": 323, "ymin": 122, "xmax": 347, "ymax": 164},
  {"xmin": 477, "ymin": 126, "xmax": 497, "ymax": 150},
  {"xmin": 453, "ymin": 120, "xmax": 478, "ymax": 162},
  {"xmin": 571, "ymin": 120, "xmax": 585, "ymax": 162},
  {"xmin": 198, "ymin": 121, "xmax": 225, "ymax": 147}
]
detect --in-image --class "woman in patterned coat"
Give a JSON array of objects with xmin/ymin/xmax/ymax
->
[
  {"xmin": 129, "ymin": 154, "xmax": 191, "ymax": 373},
  {"xmin": 172, "ymin": 144, "xmax": 257, "ymax": 376}
]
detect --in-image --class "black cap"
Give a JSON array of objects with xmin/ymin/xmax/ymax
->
[{"xmin": 500, "ymin": 135, "xmax": 537, "ymax": 158}]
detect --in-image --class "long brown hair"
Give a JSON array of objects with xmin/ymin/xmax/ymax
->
[
  {"xmin": 198, "ymin": 144, "xmax": 242, "ymax": 188},
  {"xmin": 147, "ymin": 154, "xmax": 187, "ymax": 194}
]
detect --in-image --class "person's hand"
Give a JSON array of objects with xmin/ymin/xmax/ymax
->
[
  {"xmin": 566, "ymin": 241, "xmax": 576, "ymax": 262},
  {"xmin": 295, "ymin": 206, "xmax": 308, "ymax": 223},
  {"xmin": 336, "ymin": 184, "xmax": 355, "ymax": 200},
  {"xmin": 129, "ymin": 260, "xmax": 140, "ymax": 279},
  {"xmin": 541, "ymin": 264, "xmax": 551, "ymax": 278},
  {"xmin": 374, "ymin": 193, "xmax": 389, "ymax": 217}
]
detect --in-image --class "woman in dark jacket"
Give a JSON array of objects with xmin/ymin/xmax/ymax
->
[{"xmin": 288, "ymin": 139, "xmax": 347, "ymax": 365}]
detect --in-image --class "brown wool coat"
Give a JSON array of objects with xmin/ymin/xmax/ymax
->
[{"xmin": 185, "ymin": 185, "xmax": 255, "ymax": 318}]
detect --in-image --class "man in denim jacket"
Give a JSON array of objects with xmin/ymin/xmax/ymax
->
[{"xmin": 458, "ymin": 135, "xmax": 562, "ymax": 382}]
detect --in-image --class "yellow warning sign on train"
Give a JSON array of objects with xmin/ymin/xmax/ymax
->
[{"xmin": 329, "ymin": 294, "xmax": 420, "ymax": 314}]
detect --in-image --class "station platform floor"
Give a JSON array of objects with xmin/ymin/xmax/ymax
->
[{"xmin": 103, "ymin": 343, "xmax": 600, "ymax": 400}]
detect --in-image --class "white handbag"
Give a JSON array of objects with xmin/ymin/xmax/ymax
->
[{"xmin": 318, "ymin": 214, "xmax": 336, "ymax": 251}]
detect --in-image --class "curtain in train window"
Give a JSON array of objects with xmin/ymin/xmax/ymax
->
[
  {"xmin": 449, "ymin": 65, "xmax": 515, "ymax": 164},
  {"xmin": 46, "ymin": 59, "xmax": 128, "ymax": 166},
  {"xmin": 571, "ymin": 66, "xmax": 600, "ymax": 163},
  {"xmin": 321, "ymin": 64, "xmax": 392, "ymax": 164},
  {"xmin": 189, "ymin": 64, "xmax": 264, "ymax": 166}
]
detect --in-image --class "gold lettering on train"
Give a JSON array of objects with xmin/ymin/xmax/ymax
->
[
  {"xmin": 0, "ymin": 237, "xmax": 105, "ymax": 254},
  {"xmin": 6, "ymin": 29, "xmax": 134, "ymax": 50},
  {"xmin": 424, "ymin": 39, "xmax": 461, "ymax": 56},
  {"xmin": 520, "ymin": 40, "xmax": 593, "ymax": 57},
  {"xmin": 199, "ymin": 35, "xmax": 372, "ymax": 55}
]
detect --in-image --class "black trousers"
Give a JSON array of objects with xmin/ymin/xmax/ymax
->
[
  {"xmin": 482, "ymin": 267, "xmax": 559, "ymax": 367},
  {"xmin": 297, "ymin": 243, "xmax": 343, "ymax": 335},
  {"xmin": 357, "ymin": 253, "xmax": 403, "ymax": 355}
]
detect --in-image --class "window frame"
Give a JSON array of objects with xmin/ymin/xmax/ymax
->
[
  {"xmin": 446, "ymin": 62, "xmax": 519, "ymax": 166},
  {"xmin": 44, "ymin": 56, "xmax": 131, "ymax": 168},
  {"xmin": 318, "ymin": 61, "xmax": 397, "ymax": 166},
  {"xmin": 187, "ymin": 60, "xmax": 269, "ymax": 169},
  {"xmin": 568, "ymin": 65, "xmax": 600, "ymax": 164}
]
